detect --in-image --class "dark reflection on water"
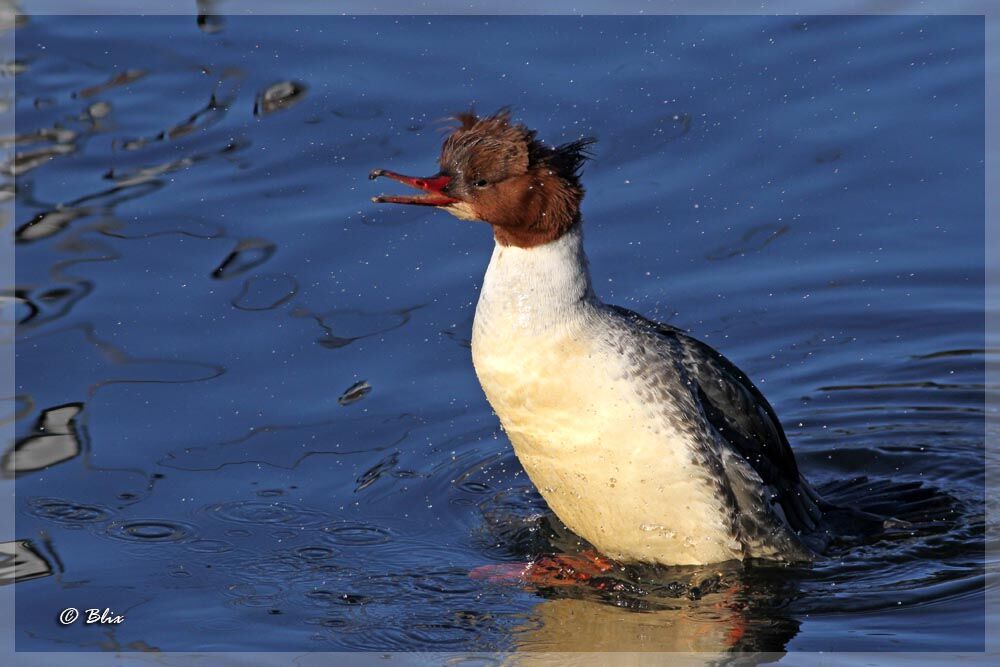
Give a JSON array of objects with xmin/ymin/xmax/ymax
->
[
  {"xmin": 10, "ymin": 11, "xmax": 985, "ymax": 655},
  {"xmin": 4, "ymin": 402, "xmax": 83, "ymax": 476},
  {"xmin": 196, "ymin": 0, "xmax": 225, "ymax": 35},
  {"xmin": 231, "ymin": 273, "xmax": 298, "ymax": 311},
  {"xmin": 0, "ymin": 540, "xmax": 53, "ymax": 585},
  {"xmin": 254, "ymin": 80, "xmax": 308, "ymax": 117},
  {"xmin": 211, "ymin": 237, "xmax": 276, "ymax": 280}
]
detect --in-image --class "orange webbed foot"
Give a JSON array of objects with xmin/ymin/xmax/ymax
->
[{"xmin": 470, "ymin": 549, "xmax": 617, "ymax": 588}]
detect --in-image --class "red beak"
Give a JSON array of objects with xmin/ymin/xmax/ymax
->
[{"xmin": 369, "ymin": 169, "xmax": 460, "ymax": 206}]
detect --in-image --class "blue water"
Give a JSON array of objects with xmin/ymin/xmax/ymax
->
[{"xmin": 10, "ymin": 12, "xmax": 986, "ymax": 654}]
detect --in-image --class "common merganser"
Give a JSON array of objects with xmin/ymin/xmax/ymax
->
[{"xmin": 370, "ymin": 109, "xmax": 832, "ymax": 566}]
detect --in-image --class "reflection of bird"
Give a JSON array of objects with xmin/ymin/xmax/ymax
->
[
  {"xmin": 524, "ymin": 597, "xmax": 742, "ymax": 655},
  {"xmin": 370, "ymin": 110, "xmax": 869, "ymax": 566},
  {"xmin": 474, "ymin": 504, "xmax": 804, "ymax": 654},
  {"xmin": 513, "ymin": 590, "xmax": 799, "ymax": 657}
]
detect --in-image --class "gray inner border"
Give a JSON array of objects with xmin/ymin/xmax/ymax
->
[{"xmin": 3, "ymin": 1, "xmax": 995, "ymax": 664}]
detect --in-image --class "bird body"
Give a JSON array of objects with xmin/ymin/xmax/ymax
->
[
  {"xmin": 471, "ymin": 227, "xmax": 743, "ymax": 564},
  {"xmin": 471, "ymin": 225, "xmax": 819, "ymax": 564},
  {"xmin": 371, "ymin": 109, "xmax": 830, "ymax": 565}
]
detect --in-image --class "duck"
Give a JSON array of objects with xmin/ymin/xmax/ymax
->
[{"xmin": 370, "ymin": 109, "xmax": 833, "ymax": 566}]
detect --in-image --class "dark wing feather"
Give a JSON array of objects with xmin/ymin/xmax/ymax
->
[{"xmin": 608, "ymin": 305, "xmax": 821, "ymax": 534}]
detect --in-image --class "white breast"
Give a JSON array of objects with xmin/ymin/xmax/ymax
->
[{"xmin": 471, "ymin": 228, "xmax": 742, "ymax": 565}]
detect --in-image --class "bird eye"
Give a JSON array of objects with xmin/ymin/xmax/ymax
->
[{"xmin": 474, "ymin": 179, "xmax": 488, "ymax": 188}]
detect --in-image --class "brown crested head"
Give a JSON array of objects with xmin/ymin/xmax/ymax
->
[{"xmin": 370, "ymin": 108, "xmax": 595, "ymax": 248}]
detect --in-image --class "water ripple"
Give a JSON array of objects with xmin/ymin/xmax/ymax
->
[
  {"xmin": 104, "ymin": 519, "xmax": 196, "ymax": 543},
  {"xmin": 321, "ymin": 521, "xmax": 392, "ymax": 547},
  {"xmin": 211, "ymin": 238, "xmax": 277, "ymax": 280},
  {"xmin": 26, "ymin": 497, "xmax": 113, "ymax": 525},
  {"xmin": 203, "ymin": 500, "xmax": 328, "ymax": 527},
  {"xmin": 231, "ymin": 273, "xmax": 298, "ymax": 311}
]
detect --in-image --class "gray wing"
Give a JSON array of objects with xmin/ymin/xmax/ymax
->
[{"xmin": 608, "ymin": 305, "xmax": 824, "ymax": 536}]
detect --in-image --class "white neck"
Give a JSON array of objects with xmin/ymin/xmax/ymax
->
[{"xmin": 475, "ymin": 225, "xmax": 598, "ymax": 336}]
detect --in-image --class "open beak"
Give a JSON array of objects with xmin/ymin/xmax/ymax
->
[{"xmin": 369, "ymin": 169, "xmax": 460, "ymax": 207}]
